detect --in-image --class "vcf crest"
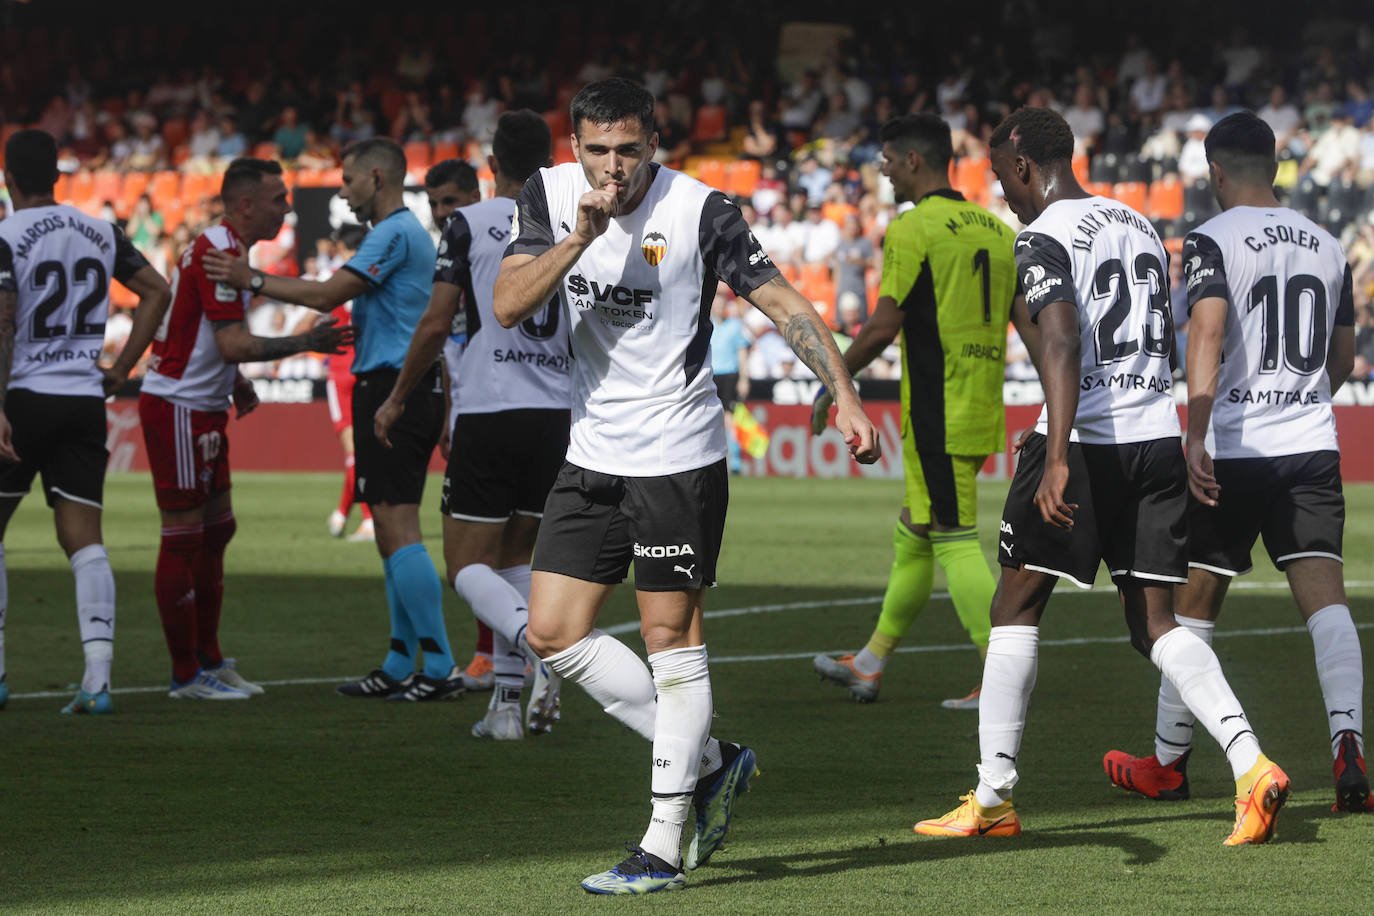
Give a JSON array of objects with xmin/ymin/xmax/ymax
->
[{"xmin": 641, "ymin": 231, "xmax": 667, "ymax": 267}]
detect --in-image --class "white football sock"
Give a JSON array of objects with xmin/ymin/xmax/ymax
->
[
  {"xmin": 1307, "ymin": 604, "xmax": 1364, "ymax": 756},
  {"xmin": 853, "ymin": 646, "xmax": 885, "ymax": 675},
  {"xmin": 453, "ymin": 563, "xmax": 528, "ymax": 646},
  {"xmin": 491, "ymin": 630, "xmax": 526, "ymax": 692},
  {"xmin": 975, "ymin": 626, "xmax": 1038, "ymax": 807},
  {"xmin": 639, "ymin": 795, "xmax": 690, "ymax": 869},
  {"xmin": 1150, "ymin": 625, "xmax": 1260, "ymax": 779},
  {"xmin": 699, "ymin": 737, "xmax": 724, "ymax": 779},
  {"xmin": 641, "ymin": 645, "xmax": 712, "ymax": 866},
  {"xmin": 0, "ymin": 543, "xmax": 7, "ymax": 683},
  {"xmin": 1154, "ymin": 615, "xmax": 1214, "ymax": 764},
  {"xmin": 543, "ymin": 629, "xmax": 656, "ymax": 740},
  {"xmin": 496, "ymin": 563, "xmax": 532, "ymax": 601},
  {"xmin": 71, "ymin": 544, "xmax": 115, "ymax": 693}
]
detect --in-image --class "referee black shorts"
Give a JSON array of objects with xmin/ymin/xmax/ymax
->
[
  {"xmin": 533, "ymin": 459, "xmax": 728, "ymax": 591},
  {"xmin": 997, "ymin": 432, "xmax": 1188, "ymax": 589},
  {"xmin": 1188, "ymin": 450, "xmax": 1343, "ymax": 576},
  {"xmin": 352, "ymin": 366, "xmax": 444, "ymax": 506},
  {"xmin": 0, "ymin": 389, "xmax": 108, "ymax": 509}
]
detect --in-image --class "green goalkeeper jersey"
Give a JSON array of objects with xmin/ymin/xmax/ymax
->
[{"xmin": 881, "ymin": 189, "xmax": 1017, "ymax": 456}]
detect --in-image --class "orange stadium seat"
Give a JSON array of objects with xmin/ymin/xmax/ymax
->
[
  {"xmin": 779, "ymin": 262, "xmax": 802, "ymax": 288},
  {"xmin": 54, "ymin": 173, "xmax": 70, "ymax": 203},
  {"xmin": 432, "ymin": 140, "xmax": 460, "ymax": 163},
  {"xmin": 252, "ymin": 141, "xmax": 279, "ymax": 160},
  {"xmin": 67, "ymin": 170, "xmax": 94, "ymax": 204},
  {"xmin": 543, "ymin": 108, "xmax": 570, "ymax": 141},
  {"xmin": 695, "ymin": 158, "xmax": 726, "ymax": 190},
  {"xmin": 553, "ymin": 135, "xmax": 575, "ymax": 165},
  {"xmin": 1085, "ymin": 181, "xmax": 1114, "ymax": 200},
  {"xmin": 1146, "ymin": 178, "xmax": 1183, "ymax": 221},
  {"xmin": 150, "ymin": 171, "xmax": 181, "ymax": 209},
  {"xmin": 797, "ymin": 262, "xmax": 836, "ymax": 320},
  {"xmin": 404, "ymin": 141, "xmax": 432, "ymax": 171},
  {"xmin": 693, "ymin": 105, "xmax": 727, "ymax": 144},
  {"xmin": 159, "ymin": 197, "xmax": 186, "ymax": 233},
  {"xmin": 955, "ymin": 155, "xmax": 989, "ymax": 202},
  {"xmin": 1072, "ymin": 154, "xmax": 1089, "ymax": 186},
  {"xmin": 182, "ymin": 171, "xmax": 216, "ymax": 202},
  {"xmin": 120, "ymin": 171, "xmax": 150, "ymax": 215},
  {"xmin": 1113, "ymin": 181, "xmax": 1148, "ymax": 214},
  {"xmin": 725, "ymin": 159, "xmax": 760, "ymax": 197},
  {"xmin": 92, "ymin": 171, "xmax": 122, "ymax": 206}
]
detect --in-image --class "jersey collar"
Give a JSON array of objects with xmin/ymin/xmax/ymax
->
[{"xmin": 915, "ymin": 188, "xmax": 966, "ymax": 206}]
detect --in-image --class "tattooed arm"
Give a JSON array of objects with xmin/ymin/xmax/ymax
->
[
  {"xmin": 0, "ymin": 289, "xmax": 19, "ymax": 461},
  {"xmin": 745, "ymin": 274, "xmax": 881, "ymax": 464}
]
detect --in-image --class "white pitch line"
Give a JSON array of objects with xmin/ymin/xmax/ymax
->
[{"xmin": 9, "ymin": 580, "xmax": 1372, "ymax": 702}]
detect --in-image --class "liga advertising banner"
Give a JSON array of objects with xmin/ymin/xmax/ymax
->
[{"xmin": 107, "ymin": 378, "xmax": 1374, "ymax": 481}]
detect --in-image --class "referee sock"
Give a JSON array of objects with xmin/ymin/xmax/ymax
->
[
  {"xmin": 381, "ymin": 556, "xmax": 417, "ymax": 681},
  {"xmin": 193, "ymin": 511, "xmax": 235, "ymax": 669},
  {"xmin": 453, "ymin": 563, "xmax": 529, "ymax": 647},
  {"xmin": 544, "ymin": 629, "xmax": 656, "ymax": 740},
  {"xmin": 1150, "ymin": 625, "xmax": 1261, "ymax": 780},
  {"xmin": 974, "ymin": 625, "xmax": 1038, "ymax": 807},
  {"xmin": 389, "ymin": 543, "xmax": 454, "ymax": 679},
  {"xmin": 863, "ymin": 522, "xmax": 935, "ymax": 672},
  {"xmin": 1307, "ymin": 604, "xmax": 1365, "ymax": 756},
  {"xmin": 70, "ymin": 544, "xmax": 116, "ymax": 694},
  {"xmin": 155, "ymin": 524, "xmax": 204, "ymax": 685},
  {"xmin": 1154, "ymin": 615, "xmax": 1214, "ymax": 765},
  {"xmin": 931, "ymin": 528, "xmax": 995, "ymax": 651}
]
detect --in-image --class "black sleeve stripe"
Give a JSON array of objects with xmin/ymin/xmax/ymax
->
[
  {"xmin": 340, "ymin": 263, "xmax": 381, "ymax": 288},
  {"xmin": 0, "ymin": 237, "xmax": 15, "ymax": 293},
  {"xmin": 698, "ymin": 190, "xmax": 779, "ymax": 295},
  {"xmin": 433, "ymin": 212, "xmax": 473, "ymax": 286},
  {"xmin": 1015, "ymin": 231, "xmax": 1075, "ymax": 322},
  {"xmin": 1183, "ymin": 232, "xmax": 1229, "ymax": 314},
  {"xmin": 505, "ymin": 170, "xmax": 554, "ymax": 258},
  {"xmin": 111, "ymin": 222, "xmax": 152, "ymax": 284},
  {"xmin": 1335, "ymin": 262, "xmax": 1355, "ymax": 327}
]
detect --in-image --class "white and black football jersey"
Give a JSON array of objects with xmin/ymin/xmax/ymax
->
[
  {"xmin": 507, "ymin": 162, "xmax": 780, "ymax": 476},
  {"xmin": 0, "ymin": 204, "xmax": 149, "ymax": 397},
  {"xmin": 435, "ymin": 196, "xmax": 569, "ymax": 414},
  {"xmin": 1185, "ymin": 207, "xmax": 1353, "ymax": 459},
  {"xmin": 1016, "ymin": 196, "xmax": 1179, "ymax": 445}
]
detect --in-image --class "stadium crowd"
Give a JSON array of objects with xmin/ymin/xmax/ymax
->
[{"xmin": 3, "ymin": 10, "xmax": 1374, "ymax": 382}]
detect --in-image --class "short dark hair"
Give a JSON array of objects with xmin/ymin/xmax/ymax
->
[
  {"xmin": 989, "ymin": 107, "xmax": 1075, "ymax": 165},
  {"xmin": 878, "ymin": 114, "xmax": 953, "ymax": 170},
  {"xmin": 425, "ymin": 158, "xmax": 478, "ymax": 192},
  {"xmin": 570, "ymin": 77, "xmax": 655, "ymax": 137},
  {"xmin": 1204, "ymin": 111, "xmax": 1277, "ymax": 184},
  {"xmin": 493, "ymin": 109, "xmax": 552, "ymax": 182},
  {"xmin": 343, "ymin": 137, "xmax": 407, "ymax": 184},
  {"xmin": 220, "ymin": 157, "xmax": 284, "ymax": 203},
  {"xmin": 4, "ymin": 129, "xmax": 58, "ymax": 196},
  {"xmin": 334, "ymin": 224, "xmax": 367, "ymax": 251}
]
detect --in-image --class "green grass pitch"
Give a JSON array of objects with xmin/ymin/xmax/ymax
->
[{"xmin": 1, "ymin": 472, "xmax": 1371, "ymax": 913}]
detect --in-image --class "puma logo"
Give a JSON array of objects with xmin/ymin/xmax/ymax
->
[
  {"xmin": 674, "ymin": 564, "xmax": 696, "ymax": 578},
  {"xmin": 88, "ymin": 616, "xmax": 113, "ymax": 627},
  {"xmin": 1330, "ymin": 708, "xmax": 1356, "ymax": 719},
  {"xmin": 1000, "ymin": 540, "xmax": 1013, "ymax": 553},
  {"xmin": 995, "ymin": 752, "xmax": 1017, "ymax": 762},
  {"xmin": 1220, "ymin": 713, "xmax": 1247, "ymax": 725}
]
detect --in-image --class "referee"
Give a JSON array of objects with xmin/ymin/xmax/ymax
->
[
  {"xmin": 812, "ymin": 114, "xmax": 1040, "ymax": 707},
  {"xmin": 205, "ymin": 138, "xmax": 459, "ymax": 701}
]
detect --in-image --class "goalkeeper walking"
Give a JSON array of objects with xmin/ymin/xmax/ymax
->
[{"xmin": 812, "ymin": 114, "xmax": 1039, "ymax": 707}]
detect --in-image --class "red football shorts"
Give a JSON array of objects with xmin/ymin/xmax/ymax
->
[
  {"xmin": 326, "ymin": 373, "xmax": 355, "ymax": 435},
  {"xmin": 139, "ymin": 392, "xmax": 231, "ymax": 510}
]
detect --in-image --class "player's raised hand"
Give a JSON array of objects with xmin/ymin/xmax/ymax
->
[
  {"xmin": 574, "ymin": 181, "xmax": 619, "ymax": 244},
  {"xmin": 1186, "ymin": 439, "xmax": 1220, "ymax": 507},
  {"xmin": 835, "ymin": 402, "xmax": 881, "ymax": 464},
  {"xmin": 373, "ymin": 397, "xmax": 404, "ymax": 449},
  {"xmin": 1034, "ymin": 461, "xmax": 1076, "ymax": 528},
  {"xmin": 202, "ymin": 247, "xmax": 253, "ymax": 288},
  {"xmin": 809, "ymin": 385, "xmax": 835, "ymax": 436},
  {"xmin": 0, "ymin": 410, "xmax": 18, "ymax": 463},
  {"xmin": 303, "ymin": 315, "xmax": 357, "ymax": 354}
]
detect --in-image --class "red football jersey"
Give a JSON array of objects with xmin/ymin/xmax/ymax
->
[
  {"xmin": 142, "ymin": 224, "xmax": 249, "ymax": 411},
  {"xmin": 326, "ymin": 300, "xmax": 354, "ymax": 380}
]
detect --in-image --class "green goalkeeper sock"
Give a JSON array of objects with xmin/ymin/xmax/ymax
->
[
  {"xmin": 930, "ymin": 528, "xmax": 994, "ymax": 651},
  {"xmin": 867, "ymin": 522, "xmax": 935, "ymax": 658}
]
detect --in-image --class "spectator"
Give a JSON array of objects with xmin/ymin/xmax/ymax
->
[
  {"xmin": 126, "ymin": 114, "xmax": 166, "ymax": 171},
  {"xmin": 1130, "ymin": 55, "xmax": 1167, "ymax": 115},
  {"xmin": 780, "ymin": 70, "xmax": 823, "ymax": 130},
  {"xmin": 126, "ymin": 194, "xmax": 163, "ymax": 252},
  {"xmin": 796, "ymin": 156, "xmax": 831, "ymax": 205},
  {"xmin": 1258, "ymin": 85, "xmax": 1302, "ymax": 151},
  {"xmin": 652, "ymin": 99, "xmax": 691, "ymax": 167},
  {"xmin": 215, "ymin": 115, "xmax": 247, "ymax": 160},
  {"xmin": 389, "ymin": 92, "xmax": 432, "ymax": 143},
  {"xmin": 800, "ymin": 202, "xmax": 841, "ymax": 264},
  {"xmin": 461, "ymin": 80, "xmax": 502, "ymax": 146},
  {"xmin": 831, "ymin": 214, "xmax": 874, "ymax": 319},
  {"xmin": 1302, "ymin": 109, "xmax": 1360, "ymax": 188},
  {"xmin": 744, "ymin": 306, "xmax": 794, "ymax": 378},
  {"xmin": 274, "ymin": 106, "xmax": 309, "ymax": 159},
  {"xmin": 1178, "ymin": 114, "xmax": 1213, "ymax": 183},
  {"xmin": 740, "ymin": 99, "xmax": 784, "ymax": 162},
  {"xmin": 1345, "ymin": 80, "xmax": 1374, "ymax": 129},
  {"xmin": 835, "ymin": 290, "xmax": 864, "ymax": 342},
  {"xmin": 1063, "ymin": 83, "xmax": 1104, "ymax": 155}
]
